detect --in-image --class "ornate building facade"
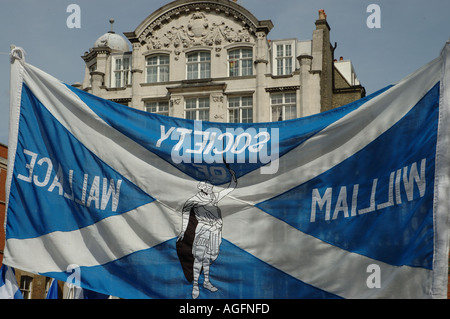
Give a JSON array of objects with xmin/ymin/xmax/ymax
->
[{"xmin": 75, "ymin": 0, "xmax": 365, "ymax": 123}]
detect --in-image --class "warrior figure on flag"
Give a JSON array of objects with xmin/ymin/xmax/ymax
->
[{"xmin": 177, "ymin": 168, "xmax": 237, "ymax": 299}]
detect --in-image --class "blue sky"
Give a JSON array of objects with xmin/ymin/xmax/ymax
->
[{"xmin": 0, "ymin": 0, "xmax": 449, "ymax": 145}]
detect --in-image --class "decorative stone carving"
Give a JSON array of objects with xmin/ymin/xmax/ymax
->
[
  {"xmin": 143, "ymin": 10, "xmax": 253, "ymax": 59},
  {"xmin": 171, "ymin": 97, "xmax": 181, "ymax": 105},
  {"xmin": 212, "ymin": 95, "xmax": 224, "ymax": 103},
  {"xmin": 138, "ymin": 2, "xmax": 257, "ymax": 43}
]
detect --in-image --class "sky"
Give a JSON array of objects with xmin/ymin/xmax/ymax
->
[{"xmin": 0, "ymin": 0, "xmax": 449, "ymax": 146}]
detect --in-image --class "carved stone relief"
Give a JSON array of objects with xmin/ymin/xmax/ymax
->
[{"xmin": 144, "ymin": 10, "xmax": 253, "ymax": 59}]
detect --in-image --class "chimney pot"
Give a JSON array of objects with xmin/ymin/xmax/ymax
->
[{"xmin": 318, "ymin": 9, "xmax": 327, "ymax": 20}]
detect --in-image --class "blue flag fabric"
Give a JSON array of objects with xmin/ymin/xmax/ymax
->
[
  {"xmin": 3, "ymin": 43, "xmax": 450, "ymax": 299},
  {"xmin": 0, "ymin": 264, "xmax": 23, "ymax": 299},
  {"xmin": 46, "ymin": 278, "xmax": 58, "ymax": 299}
]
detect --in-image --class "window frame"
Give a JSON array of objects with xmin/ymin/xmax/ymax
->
[
  {"xmin": 146, "ymin": 54, "xmax": 170, "ymax": 83},
  {"xmin": 145, "ymin": 100, "xmax": 169, "ymax": 116},
  {"xmin": 272, "ymin": 40, "xmax": 295, "ymax": 76},
  {"xmin": 228, "ymin": 48, "xmax": 253, "ymax": 77},
  {"xmin": 228, "ymin": 95, "xmax": 253, "ymax": 123},
  {"xmin": 111, "ymin": 54, "xmax": 132, "ymax": 88},
  {"xmin": 20, "ymin": 275, "xmax": 33, "ymax": 299},
  {"xmin": 270, "ymin": 92, "xmax": 297, "ymax": 121},
  {"xmin": 186, "ymin": 51, "xmax": 211, "ymax": 80},
  {"xmin": 184, "ymin": 97, "xmax": 210, "ymax": 121}
]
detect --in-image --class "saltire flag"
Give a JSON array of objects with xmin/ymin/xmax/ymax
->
[
  {"xmin": 3, "ymin": 42, "xmax": 450, "ymax": 299},
  {"xmin": 46, "ymin": 278, "xmax": 58, "ymax": 299},
  {"xmin": 0, "ymin": 264, "xmax": 23, "ymax": 299}
]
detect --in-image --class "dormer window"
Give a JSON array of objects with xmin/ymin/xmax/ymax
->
[{"xmin": 272, "ymin": 41, "xmax": 295, "ymax": 76}]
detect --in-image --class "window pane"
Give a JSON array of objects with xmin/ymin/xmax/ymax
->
[
  {"xmin": 277, "ymin": 45, "xmax": 283, "ymax": 57},
  {"xmin": 147, "ymin": 67, "xmax": 157, "ymax": 83},
  {"xmin": 115, "ymin": 59, "xmax": 122, "ymax": 70},
  {"xmin": 115, "ymin": 72, "xmax": 121, "ymax": 87},
  {"xmin": 200, "ymin": 62, "xmax": 210, "ymax": 78},
  {"xmin": 242, "ymin": 59, "xmax": 252, "ymax": 76},
  {"xmin": 242, "ymin": 49, "xmax": 252, "ymax": 58},
  {"xmin": 285, "ymin": 44, "xmax": 292, "ymax": 56},
  {"xmin": 228, "ymin": 97, "xmax": 240, "ymax": 108},
  {"xmin": 186, "ymin": 99, "xmax": 196, "ymax": 109},
  {"xmin": 123, "ymin": 58, "xmax": 130, "ymax": 69},
  {"xmin": 187, "ymin": 53, "xmax": 197, "ymax": 62},
  {"xmin": 285, "ymin": 58, "xmax": 292, "ymax": 74},
  {"xmin": 271, "ymin": 93, "xmax": 283, "ymax": 105},
  {"xmin": 186, "ymin": 111, "xmax": 196, "ymax": 120},
  {"xmin": 285, "ymin": 105, "xmax": 297, "ymax": 120},
  {"xmin": 242, "ymin": 96, "xmax": 252, "ymax": 107},
  {"xmin": 198, "ymin": 98, "xmax": 209, "ymax": 108},
  {"xmin": 200, "ymin": 52, "xmax": 210, "ymax": 61},
  {"xmin": 124, "ymin": 71, "xmax": 130, "ymax": 85},
  {"xmin": 187, "ymin": 63, "xmax": 197, "ymax": 80},
  {"xmin": 241, "ymin": 108, "xmax": 253, "ymax": 123},
  {"xmin": 285, "ymin": 93, "xmax": 296, "ymax": 103},
  {"xmin": 229, "ymin": 60, "xmax": 238, "ymax": 76},
  {"xmin": 147, "ymin": 56, "xmax": 157, "ymax": 65},
  {"xmin": 146, "ymin": 102, "xmax": 157, "ymax": 113},
  {"xmin": 228, "ymin": 50, "xmax": 239, "ymax": 59},
  {"xmin": 198, "ymin": 110, "xmax": 209, "ymax": 121},
  {"xmin": 272, "ymin": 106, "xmax": 283, "ymax": 122},
  {"xmin": 160, "ymin": 66, "xmax": 169, "ymax": 82},
  {"xmin": 229, "ymin": 109, "xmax": 239, "ymax": 123},
  {"xmin": 277, "ymin": 59, "xmax": 284, "ymax": 75},
  {"xmin": 160, "ymin": 55, "xmax": 169, "ymax": 64},
  {"xmin": 160, "ymin": 102, "xmax": 169, "ymax": 112}
]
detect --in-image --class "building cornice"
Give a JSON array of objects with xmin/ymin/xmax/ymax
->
[
  {"xmin": 81, "ymin": 47, "xmax": 112, "ymax": 62},
  {"xmin": 265, "ymin": 86, "xmax": 300, "ymax": 93},
  {"xmin": 167, "ymin": 79, "xmax": 227, "ymax": 94}
]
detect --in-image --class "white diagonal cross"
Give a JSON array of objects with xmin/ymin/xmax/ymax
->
[{"xmin": 5, "ymin": 57, "xmax": 441, "ymax": 298}]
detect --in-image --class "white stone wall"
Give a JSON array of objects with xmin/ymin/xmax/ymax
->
[{"xmin": 81, "ymin": 1, "xmax": 330, "ymax": 123}]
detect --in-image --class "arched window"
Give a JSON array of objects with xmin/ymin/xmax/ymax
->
[
  {"xmin": 146, "ymin": 55, "xmax": 169, "ymax": 83},
  {"xmin": 186, "ymin": 51, "xmax": 211, "ymax": 80},
  {"xmin": 228, "ymin": 48, "xmax": 253, "ymax": 77}
]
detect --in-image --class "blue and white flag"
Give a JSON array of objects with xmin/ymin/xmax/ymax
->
[
  {"xmin": 0, "ymin": 264, "xmax": 23, "ymax": 299},
  {"xmin": 46, "ymin": 278, "xmax": 58, "ymax": 299},
  {"xmin": 3, "ymin": 43, "xmax": 450, "ymax": 299}
]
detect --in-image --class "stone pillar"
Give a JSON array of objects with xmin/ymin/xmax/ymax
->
[
  {"xmin": 90, "ymin": 71, "xmax": 105, "ymax": 96},
  {"xmin": 130, "ymin": 42, "xmax": 144, "ymax": 110},
  {"xmin": 298, "ymin": 54, "xmax": 321, "ymax": 117},
  {"xmin": 91, "ymin": 51, "xmax": 108, "ymax": 96},
  {"xmin": 254, "ymin": 31, "xmax": 269, "ymax": 123}
]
